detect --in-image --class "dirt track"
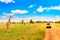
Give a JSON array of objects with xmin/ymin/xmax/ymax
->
[{"xmin": 43, "ymin": 25, "xmax": 60, "ymax": 40}]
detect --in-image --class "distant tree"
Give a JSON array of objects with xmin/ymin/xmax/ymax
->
[
  {"xmin": 21, "ymin": 20, "xmax": 25, "ymax": 25},
  {"xmin": 21, "ymin": 20, "xmax": 24, "ymax": 24},
  {"xmin": 12, "ymin": 22, "xmax": 16, "ymax": 24},
  {"xmin": 50, "ymin": 21, "xmax": 54, "ymax": 23},
  {"xmin": 59, "ymin": 21, "xmax": 60, "ymax": 23},
  {"xmin": 43, "ymin": 21, "xmax": 47, "ymax": 23},
  {"xmin": 30, "ymin": 19, "xmax": 34, "ymax": 23},
  {"xmin": 35, "ymin": 21, "xmax": 40, "ymax": 23},
  {"xmin": 55, "ymin": 21, "xmax": 60, "ymax": 23},
  {"xmin": 58, "ymin": 21, "xmax": 60, "ymax": 23}
]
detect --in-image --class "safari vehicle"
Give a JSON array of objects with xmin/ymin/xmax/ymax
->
[{"xmin": 46, "ymin": 22, "xmax": 51, "ymax": 28}]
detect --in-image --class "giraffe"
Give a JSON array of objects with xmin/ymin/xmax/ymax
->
[{"xmin": 6, "ymin": 16, "xmax": 12, "ymax": 29}]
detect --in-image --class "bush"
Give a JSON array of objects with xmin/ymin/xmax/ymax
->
[
  {"xmin": 12, "ymin": 22, "xmax": 16, "ymax": 24},
  {"xmin": 55, "ymin": 21, "xmax": 60, "ymax": 23},
  {"xmin": 21, "ymin": 20, "xmax": 24, "ymax": 24},
  {"xmin": 30, "ymin": 19, "xmax": 34, "ymax": 23},
  {"xmin": 35, "ymin": 21, "xmax": 40, "ymax": 23}
]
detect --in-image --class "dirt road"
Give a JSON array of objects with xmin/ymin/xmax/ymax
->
[{"xmin": 43, "ymin": 24, "xmax": 60, "ymax": 40}]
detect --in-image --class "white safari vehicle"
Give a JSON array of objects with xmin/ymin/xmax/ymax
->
[{"xmin": 46, "ymin": 22, "xmax": 51, "ymax": 28}]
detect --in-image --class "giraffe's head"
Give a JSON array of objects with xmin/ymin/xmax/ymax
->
[{"xmin": 10, "ymin": 16, "xmax": 13, "ymax": 19}]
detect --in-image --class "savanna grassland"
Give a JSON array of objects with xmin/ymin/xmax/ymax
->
[{"xmin": 0, "ymin": 22, "xmax": 60, "ymax": 40}]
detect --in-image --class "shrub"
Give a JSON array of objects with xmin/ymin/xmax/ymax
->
[{"xmin": 30, "ymin": 19, "xmax": 34, "ymax": 23}]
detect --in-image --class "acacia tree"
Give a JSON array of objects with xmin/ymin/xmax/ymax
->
[
  {"xmin": 30, "ymin": 19, "xmax": 34, "ymax": 23},
  {"xmin": 21, "ymin": 20, "xmax": 24, "ymax": 24},
  {"xmin": 21, "ymin": 20, "xmax": 25, "ymax": 25}
]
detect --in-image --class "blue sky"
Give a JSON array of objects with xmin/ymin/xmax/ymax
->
[{"xmin": 0, "ymin": 0, "xmax": 60, "ymax": 22}]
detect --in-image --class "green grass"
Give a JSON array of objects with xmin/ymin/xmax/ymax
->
[{"xmin": 0, "ymin": 23, "xmax": 45, "ymax": 40}]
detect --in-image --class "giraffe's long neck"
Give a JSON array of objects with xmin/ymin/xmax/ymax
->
[
  {"xmin": 8, "ymin": 18, "xmax": 11, "ymax": 23},
  {"xmin": 8, "ymin": 16, "xmax": 12, "ymax": 23}
]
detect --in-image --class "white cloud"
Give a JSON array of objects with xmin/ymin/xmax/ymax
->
[
  {"xmin": 21, "ymin": 16, "xmax": 59, "ymax": 22},
  {"xmin": 11, "ymin": 10, "xmax": 29, "ymax": 14},
  {"xmin": 25, "ymin": 16, "xmax": 60, "ymax": 22},
  {"xmin": 3, "ymin": 12, "xmax": 14, "ymax": 16},
  {"xmin": 1, "ymin": 9, "xmax": 28, "ymax": 22},
  {"xmin": 0, "ymin": 16, "xmax": 60, "ymax": 22},
  {"xmin": 11, "ymin": 17, "xmax": 23, "ymax": 22},
  {"xmin": 2, "ymin": 9, "xmax": 28, "ymax": 16},
  {"xmin": 23, "ymin": 16, "xmax": 40, "ymax": 22},
  {"xmin": 1, "ymin": 16, "xmax": 6, "ymax": 18},
  {"xmin": 37, "ymin": 5, "xmax": 60, "ymax": 12},
  {"xmin": 0, "ymin": 0, "xmax": 15, "ymax": 4},
  {"xmin": 37, "ymin": 6, "xmax": 45, "ymax": 12},
  {"xmin": 29, "ymin": 4, "xmax": 36, "ymax": 8},
  {"xmin": 47, "ymin": 6, "xmax": 60, "ymax": 10},
  {"xmin": 0, "ymin": 19, "xmax": 7, "ymax": 22},
  {"xmin": 0, "ymin": 16, "xmax": 8, "ymax": 22}
]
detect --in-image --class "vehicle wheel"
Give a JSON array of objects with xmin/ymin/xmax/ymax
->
[{"xmin": 46, "ymin": 26, "xmax": 51, "ymax": 28}]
